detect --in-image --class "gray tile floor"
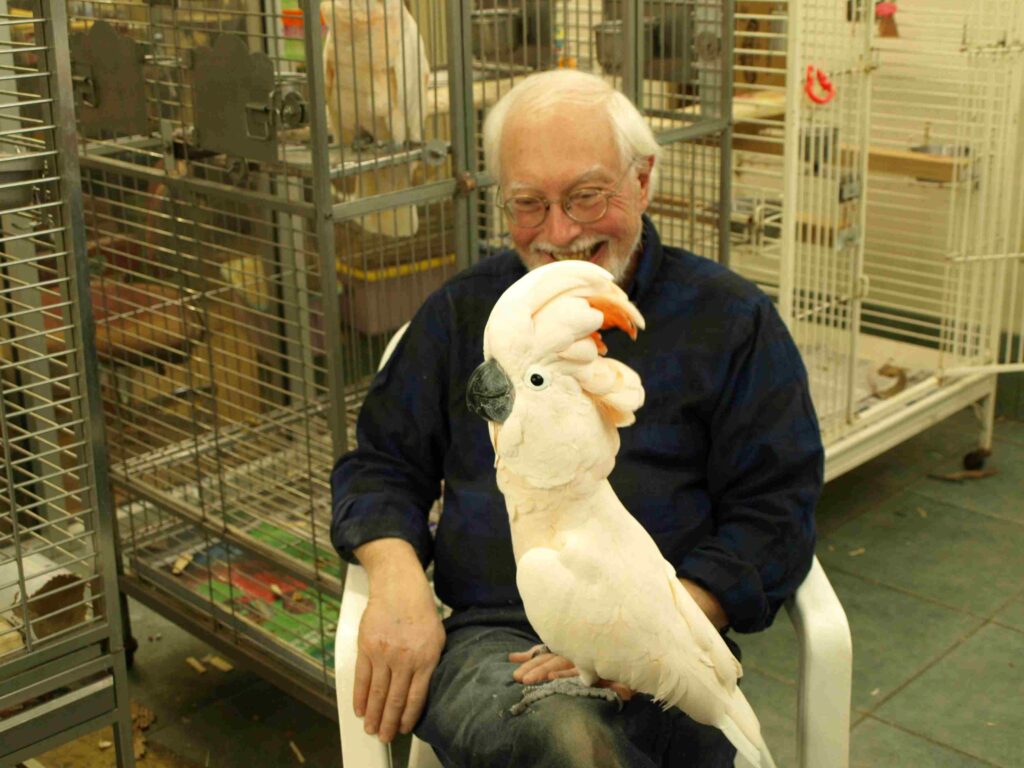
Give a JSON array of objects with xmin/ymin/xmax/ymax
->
[{"xmin": 114, "ymin": 408, "xmax": 1023, "ymax": 768}]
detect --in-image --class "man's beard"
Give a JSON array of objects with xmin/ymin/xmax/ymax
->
[{"xmin": 515, "ymin": 226, "xmax": 642, "ymax": 286}]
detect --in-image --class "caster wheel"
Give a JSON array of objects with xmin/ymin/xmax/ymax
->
[
  {"xmin": 963, "ymin": 450, "xmax": 989, "ymax": 471},
  {"xmin": 124, "ymin": 634, "xmax": 139, "ymax": 669}
]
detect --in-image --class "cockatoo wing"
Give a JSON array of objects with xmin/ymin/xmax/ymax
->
[
  {"xmin": 517, "ymin": 515, "xmax": 773, "ymax": 768},
  {"xmin": 665, "ymin": 563, "xmax": 741, "ymax": 690},
  {"xmin": 517, "ymin": 545, "xmax": 673, "ymax": 683}
]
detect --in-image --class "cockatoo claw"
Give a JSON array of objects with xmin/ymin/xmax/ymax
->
[{"xmin": 508, "ymin": 677, "xmax": 624, "ymax": 716}]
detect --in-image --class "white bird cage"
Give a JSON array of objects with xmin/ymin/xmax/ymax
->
[
  {"xmin": 730, "ymin": 0, "xmax": 1024, "ymax": 480},
  {"xmin": 865, "ymin": 1, "xmax": 1024, "ymax": 380},
  {"xmin": 1, "ymin": 1, "xmax": 135, "ymax": 765}
]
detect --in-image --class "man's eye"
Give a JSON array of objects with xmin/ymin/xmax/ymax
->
[
  {"xmin": 509, "ymin": 197, "xmax": 545, "ymax": 212},
  {"xmin": 569, "ymin": 189, "xmax": 604, "ymax": 208}
]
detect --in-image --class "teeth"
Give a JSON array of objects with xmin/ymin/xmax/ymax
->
[{"xmin": 544, "ymin": 246, "xmax": 599, "ymax": 261}]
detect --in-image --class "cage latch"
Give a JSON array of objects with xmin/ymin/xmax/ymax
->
[
  {"xmin": 71, "ymin": 64, "xmax": 98, "ymax": 108},
  {"xmin": 245, "ymin": 96, "xmax": 275, "ymax": 142},
  {"xmin": 246, "ymin": 87, "xmax": 308, "ymax": 141}
]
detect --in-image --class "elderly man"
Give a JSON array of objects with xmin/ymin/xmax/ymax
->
[{"xmin": 331, "ymin": 69, "xmax": 822, "ymax": 767}]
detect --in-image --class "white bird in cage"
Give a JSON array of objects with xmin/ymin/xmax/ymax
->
[{"xmin": 321, "ymin": 0, "xmax": 430, "ymax": 238}]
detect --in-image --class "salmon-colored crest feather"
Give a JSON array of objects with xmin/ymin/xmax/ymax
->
[{"xmin": 587, "ymin": 296, "xmax": 638, "ymax": 340}]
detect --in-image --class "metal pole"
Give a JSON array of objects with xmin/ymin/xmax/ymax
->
[
  {"xmin": 301, "ymin": 0, "xmax": 348, "ymax": 460},
  {"xmin": 46, "ymin": 1, "xmax": 136, "ymax": 764},
  {"xmin": 447, "ymin": 0, "xmax": 480, "ymax": 271},
  {"xmin": 624, "ymin": 0, "xmax": 642, "ymax": 106},
  {"xmin": 718, "ymin": 0, "xmax": 735, "ymax": 267}
]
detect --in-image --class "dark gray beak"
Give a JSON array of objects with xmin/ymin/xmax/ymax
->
[{"xmin": 466, "ymin": 358, "xmax": 514, "ymax": 423}]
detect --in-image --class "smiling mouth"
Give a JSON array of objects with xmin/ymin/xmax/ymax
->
[{"xmin": 540, "ymin": 242, "xmax": 605, "ymax": 262}]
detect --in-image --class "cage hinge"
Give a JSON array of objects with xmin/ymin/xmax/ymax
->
[
  {"xmin": 245, "ymin": 86, "xmax": 308, "ymax": 141},
  {"xmin": 456, "ymin": 171, "xmax": 479, "ymax": 195}
]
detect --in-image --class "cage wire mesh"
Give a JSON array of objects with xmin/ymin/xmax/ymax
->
[
  {"xmin": 729, "ymin": 0, "xmax": 1023, "ymax": 456},
  {"xmin": 1, "ymin": 1, "xmax": 134, "ymax": 764},
  {"xmin": 785, "ymin": 0, "xmax": 873, "ymax": 443},
  {"xmin": 730, "ymin": 0, "xmax": 787, "ymax": 293},
  {"xmin": 64, "ymin": 0, "xmax": 733, "ymax": 707},
  {"xmin": 472, "ymin": 0, "xmax": 732, "ymax": 265},
  {"xmin": 863, "ymin": 0, "xmax": 1024, "ymax": 377},
  {"xmin": 728, "ymin": 0, "xmax": 873, "ymax": 443},
  {"xmin": 65, "ymin": 0, "xmax": 462, "ymax": 705}
]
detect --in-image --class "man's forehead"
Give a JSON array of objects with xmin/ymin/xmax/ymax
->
[
  {"xmin": 504, "ymin": 164, "xmax": 618, "ymax": 193},
  {"xmin": 498, "ymin": 103, "xmax": 622, "ymax": 190}
]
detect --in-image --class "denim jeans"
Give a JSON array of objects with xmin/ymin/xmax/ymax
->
[{"xmin": 415, "ymin": 607, "xmax": 738, "ymax": 768}]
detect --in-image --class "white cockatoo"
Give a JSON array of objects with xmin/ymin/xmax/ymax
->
[
  {"xmin": 465, "ymin": 260, "xmax": 776, "ymax": 768},
  {"xmin": 321, "ymin": 0, "xmax": 429, "ymax": 237}
]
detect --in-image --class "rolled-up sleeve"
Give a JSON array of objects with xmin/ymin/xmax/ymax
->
[
  {"xmin": 330, "ymin": 296, "xmax": 451, "ymax": 567},
  {"xmin": 677, "ymin": 296, "xmax": 823, "ymax": 632}
]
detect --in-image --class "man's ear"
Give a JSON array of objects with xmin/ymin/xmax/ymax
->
[{"xmin": 637, "ymin": 155, "xmax": 655, "ymax": 210}]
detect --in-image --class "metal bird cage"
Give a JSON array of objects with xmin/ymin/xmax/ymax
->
[
  {"xmin": 1, "ymin": 1, "xmax": 135, "ymax": 765},
  {"xmin": 728, "ymin": 0, "xmax": 1024, "ymax": 479},
  {"xmin": 64, "ymin": 0, "xmax": 735, "ymax": 714}
]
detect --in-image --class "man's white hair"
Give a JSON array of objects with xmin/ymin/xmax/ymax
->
[{"xmin": 482, "ymin": 69, "xmax": 661, "ymax": 192}]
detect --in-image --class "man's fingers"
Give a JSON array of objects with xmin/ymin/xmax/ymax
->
[
  {"xmin": 510, "ymin": 652, "xmax": 554, "ymax": 681},
  {"xmin": 376, "ymin": 669, "xmax": 413, "ymax": 743},
  {"xmin": 507, "ymin": 643, "xmax": 548, "ymax": 663},
  {"xmin": 513, "ymin": 653, "xmax": 575, "ymax": 684},
  {"xmin": 362, "ymin": 663, "xmax": 392, "ymax": 736},
  {"xmin": 400, "ymin": 668, "xmax": 432, "ymax": 735},
  {"xmin": 353, "ymin": 651, "xmax": 372, "ymax": 717}
]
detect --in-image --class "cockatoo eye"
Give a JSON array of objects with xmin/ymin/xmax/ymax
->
[{"xmin": 525, "ymin": 366, "xmax": 549, "ymax": 390}]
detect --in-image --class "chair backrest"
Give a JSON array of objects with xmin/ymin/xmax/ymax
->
[{"xmin": 378, "ymin": 322, "xmax": 410, "ymax": 372}]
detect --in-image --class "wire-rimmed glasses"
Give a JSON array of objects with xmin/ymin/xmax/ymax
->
[{"xmin": 497, "ymin": 167, "xmax": 634, "ymax": 229}]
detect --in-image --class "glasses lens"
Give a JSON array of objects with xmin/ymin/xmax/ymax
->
[
  {"xmin": 565, "ymin": 189, "xmax": 607, "ymax": 223},
  {"xmin": 505, "ymin": 196, "xmax": 547, "ymax": 227}
]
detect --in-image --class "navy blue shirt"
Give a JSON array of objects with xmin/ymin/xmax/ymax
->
[{"xmin": 331, "ymin": 218, "xmax": 822, "ymax": 633}]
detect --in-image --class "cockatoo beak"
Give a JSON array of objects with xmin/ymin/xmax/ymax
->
[{"xmin": 466, "ymin": 358, "xmax": 515, "ymax": 424}]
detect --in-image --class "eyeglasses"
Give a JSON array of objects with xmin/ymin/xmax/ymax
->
[{"xmin": 497, "ymin": 167, "xmax": 634, "ymax": 229}]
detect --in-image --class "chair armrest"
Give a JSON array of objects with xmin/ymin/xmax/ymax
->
[
  {"xmin": 784, "ymin": 556, "xmax": 852, "ymax": 768},
  {"xmin": 335, "ymin": 563, "xmax": 390, "ymax": 768}
]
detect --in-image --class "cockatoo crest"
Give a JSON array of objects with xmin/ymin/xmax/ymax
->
[{"xmin": 469, "ymin": 261, "xmax": 645, "ymax": 491}]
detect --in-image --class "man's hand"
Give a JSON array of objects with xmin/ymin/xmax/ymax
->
[
  {"xmin": 508, "ymin": 644, "xmax": 634, "ymax": 701},
  {"xmin": 680, "ymin": 578, "xmax": 729, "ymax": 630},
  {"xmin": 354, "ymin": 539, "xmax": 446, "ymax": 743}
]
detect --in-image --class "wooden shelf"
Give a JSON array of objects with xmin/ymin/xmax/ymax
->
[{"xmin": 733, "ymin": 131, "xmax": 970, "ymax": 183}]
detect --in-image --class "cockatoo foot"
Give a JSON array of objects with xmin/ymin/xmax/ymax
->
[
  {"xmin": 508, "ymin": 677, "xmax": 623, "ymax": 716},
  {"xmin": 351, "ymin": 130, "xmax": 376, "ymax": 150}
]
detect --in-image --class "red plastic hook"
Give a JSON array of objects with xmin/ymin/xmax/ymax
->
[{"xmin": 805, "ymin": 65, "xmax": 836, "ymax": 105}]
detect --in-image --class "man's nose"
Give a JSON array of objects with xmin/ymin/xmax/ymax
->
[{"xmin": 543, "ymin": 202, "xmax": 583, "ymax": 246}]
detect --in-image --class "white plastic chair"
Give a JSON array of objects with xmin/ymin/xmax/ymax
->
[{"xmin": 334, "ymin": 325, "xmax": 852, "ymax": 768}]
